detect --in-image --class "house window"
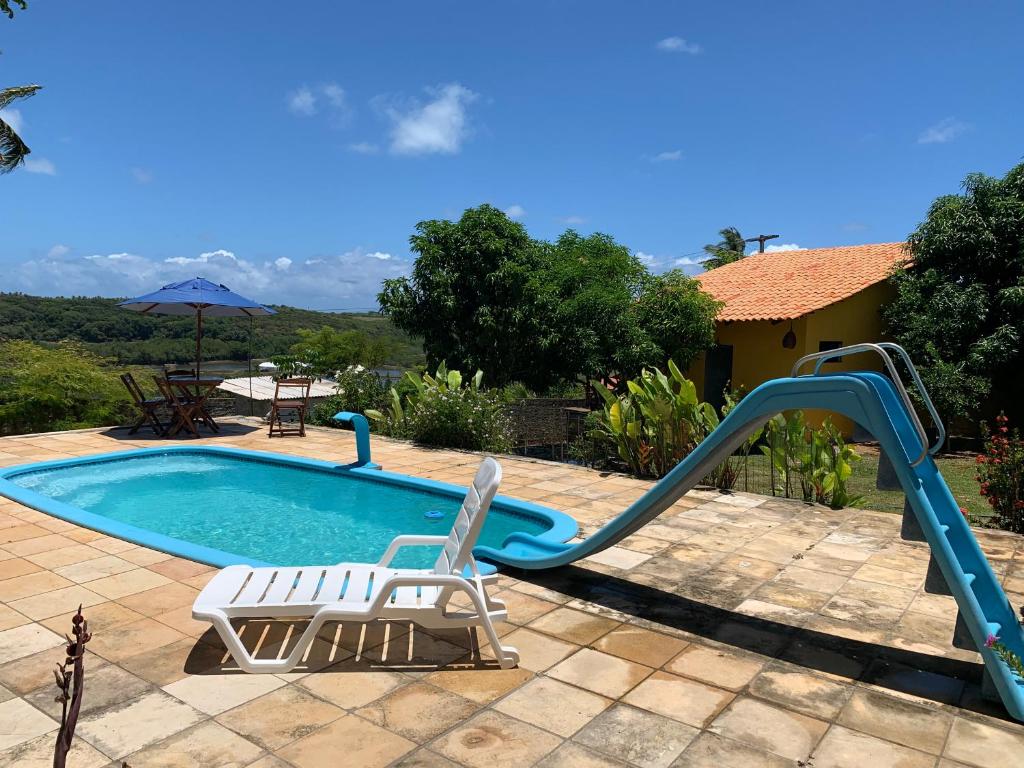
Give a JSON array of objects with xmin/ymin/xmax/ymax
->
[{"xmin": 819, "ymin": 340, "xmax": 843, "ymax": 362}]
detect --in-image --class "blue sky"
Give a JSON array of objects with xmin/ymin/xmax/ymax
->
[{"xmin": 2, "ymin": 1, "xmax": 1022, "ymax": 309}]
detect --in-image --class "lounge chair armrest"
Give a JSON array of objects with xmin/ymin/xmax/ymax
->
[{"xmin": 376, "ymin": 535, "xmax": 450, "ymax": 566}]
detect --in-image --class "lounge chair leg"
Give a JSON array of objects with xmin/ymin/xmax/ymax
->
[
  {"xmin": 210, "ymin": 613, "xmax": 327, "ymax": 674},
  {"xmin": 456, "ymin": 585, "xmax": 519, "ymax": 669}
]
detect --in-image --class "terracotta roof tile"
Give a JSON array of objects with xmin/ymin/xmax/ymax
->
[{"xmin": 695, "ymin": 242, "xmax": 907, "ymax": 322}]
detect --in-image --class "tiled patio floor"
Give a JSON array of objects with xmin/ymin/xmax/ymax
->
[{"xmin": 0, "ymin": 421, "xmax": 1023, "ymax": 767}]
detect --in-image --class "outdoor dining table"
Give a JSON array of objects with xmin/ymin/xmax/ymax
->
[{"xmin": 165, "ymin": 376, "xmax": 224, "ymax": 436}]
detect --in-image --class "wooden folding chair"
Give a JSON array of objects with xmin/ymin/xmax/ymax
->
[
  {"xmin": 120, "ymin": 373, "xmax": 167, "ymax": 436},
  {"xmin": 268, "ymin": 378, "xmax": 312, "ymax": 437},
  {"xmin": 154, "ymin": 377, "xmax": 202, "ymax": 438}
]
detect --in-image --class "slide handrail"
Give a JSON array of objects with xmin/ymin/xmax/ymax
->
[{"xmin": 791, "ymin": 342, "xmax": 943, "ymax": 465}]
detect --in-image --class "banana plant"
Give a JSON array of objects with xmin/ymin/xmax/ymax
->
[{"xmin": 365, "ymin": 363, "xmax": 484, "ymax": 438}]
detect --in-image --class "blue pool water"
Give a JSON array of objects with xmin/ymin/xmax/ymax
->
[{"xmin": 8, "ymin": 451, "xmax": 552, "ymax": 569}]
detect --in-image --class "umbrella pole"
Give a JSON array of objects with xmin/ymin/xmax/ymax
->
[{"xmin": 196, "ymin": 308, "xmax": 203, "ymax": 378}]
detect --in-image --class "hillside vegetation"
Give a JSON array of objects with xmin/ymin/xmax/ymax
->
[{"xmin": 0, "ymin": 293, "xmax": 425, "ymax": 369}]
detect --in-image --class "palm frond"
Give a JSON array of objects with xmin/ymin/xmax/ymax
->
[
  {"xmin": 0, "ymin": 0, "xmax": 27, "ymax": 20},
  {"xmin": 0, "ymin": 84, "xmax": 41, "ymax": 174}
]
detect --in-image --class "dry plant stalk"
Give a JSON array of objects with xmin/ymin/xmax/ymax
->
[{"xmin": 52, "ymin": 605, "xmax": 90, "ymax": 768}]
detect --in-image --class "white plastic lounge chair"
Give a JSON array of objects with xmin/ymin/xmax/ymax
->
[{"xmin": 192, "ymin": 457, "xmax": 519, "ymax": 672}]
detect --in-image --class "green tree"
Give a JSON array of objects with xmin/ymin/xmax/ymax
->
[
  {"xmin": 1, "ymin": 2, "xmax": 41, "ymax": 174},
  {"xmin": 379, "ymin": 205, "xmax": 721, "ymax": 388},
  {"xmin": 702, "ymin": 226, "xmax": 747, "ymax": 271},
  {"xmin": 288, "ymin": 326, "xmax": 394, "ymax": 375},
  {"xmin": 379, "ymin": 204, "xmax": 548, "ymax": 386},
  {"xmin": 883, "ymin": 162, "xmax": 1024, "ymax": 425},
  {"xmin": 0, "ymin": 1, "xmax": 27, "ymax": 19}
]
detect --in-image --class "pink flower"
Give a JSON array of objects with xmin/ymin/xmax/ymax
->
[{"xmin": 985, "ymin": 633, "xmax": 999, "ymax": 648}]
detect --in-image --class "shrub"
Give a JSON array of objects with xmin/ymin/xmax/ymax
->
[
  {"xmin": 761, "ymin": 411, "xmax": 863, "ymax": 509},
  {"xmin": 309, "ymin": 367, "xmax": 389, "ymax": 427},
  {"xmin": 367, "ymin": 365, "xmax": 513, "ymax": 452},
  {"xmin": 975, "ymin": 413, "xmax": 1024, "ymax": 533},
  {"xmin": 588, "ymin": 360, "xmax": 717, "ymax": 478},
  {"xmin": 0, "ymin": 340, "xmax": 133, "ymax": 435}
]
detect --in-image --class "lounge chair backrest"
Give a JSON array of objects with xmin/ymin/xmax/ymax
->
[
  {"xmin": 433, "ymin": 457, "xmax": 502, "ymax": 576},
  {"xmin": 273, "ymin": 377, "xmax": 312, "ymax": 405},
  {"xmin": 120, "ymin": 373, "xmax": 146, "ymax": 405}
]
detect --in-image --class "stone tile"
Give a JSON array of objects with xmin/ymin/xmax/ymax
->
[
  {"xmin": 119, "ymin": 547, "xmax": 174, "ymax": 567},
  {"xmin": 537, "ymin": 742, "xmax": 628, "ymax": 767},
  {"xmin": 861, "ymin": 660, "xmax": 965, "ymax": 706},
  {"xmin": 76, "ymin": 690, "xmax": 205, "ymax": 760},
  {"xmin": 773, "ymin": 566, "xmax": 847, "ymax": 594},
  {"xmin": 491, "ymin": 628, "xmax": 576, "ymax": 672},
  {"xmin": 0, "ymin": 623, "xmax": 63, "ymax": 665},
  {"xmin": 431, "ymin": 710, "xmax": 562, "ymax": 768},
  {"xmin": 591, "ymin": 624, "xmax": 688, "ymax": 668},
  {"xmin": 0, "ymin": 605, "xmax": 29, "ymax": 632},
  {"xmin": 216, "ymin": 685, "xmax": 344, "ymax": 750},
  {"xmin": 0, "ymin": 558, "xmax": 41, "ymax": 580},
  {"xmin": 276, "ymin": 713, "xmax": 415, "ymax": 768},
  {"xmin": 491, "ymin": 589, "xmax": 558, "ymax": 624},
  {"xmin": 821, "ymin": 594, "xmax": 904, "ymax": 629},
  {"xmin": 24, "ymin": 662, "xmax": 153, "ymax": 719},
  {"xmin": 853, "ymin": 563, "xmax": 924, "ymax": 590},
  {"xmin": 548, "ymin": 648, "xmax": 651, "ymax": 698},
  {"xmin": 8, "ymin": 584, "xmax": 107, "ymax": 620},
  {"xmin": 624, "ymin": 671, "xmax": 733, "ymax": 727},
  {"xmin": 665, "ymin": 644, "xmax": 765, "ymax": 691},
  {"xmin": 527, "ymin": 606, "xmax": 619, "ymax": 645},
  {"xmin": 811, "ymin": 725, "xmax": 936, "ymax": 768},
  {"xmin": 838, "ymin": 689, "xmax": 952, "ymax": 754},
  {"xmin": 0, "ymin": 730, "xmax": 107, "ymax": 768},
  {"xmin": 752, "ymin": 582, "xmax": 832, "ymax": 612},
  {"xmin": 3, "ymin": 533, "xmax": 78, "ymax": 557},
  {"xmin": 393, "ymin": 749, "xmax": 463, "ymax": 768},
  {"xmin": 120, "ymin": 637, "xmax": 224, "ymax": 686},
  {"xmin": 674, "ymin": 731, "xmax": 799, "ymax": 767},
  {"xmin": 23, "ymin": 544, "xmax": 105, "ymax": 569},
  {"xmin": 425, "ymin": 664, "xmax": 533, "ymax": 704},
  {"xmin": 85, "ymin": 568, "xmax": 173, "ymax": 599},
  {"xmin": 709, "ymin": 698, "xmax": 828, "ymax": 762},
  {"xmin": 117, "ymin": 582, "xmax": 202, "ymax": 616},
  {"xmin": 584, "ymin": 546, "xmax": 652, "ymax": 570},
  {"xmin": 118, "ymin": 720, "xmax": 264, "ymax": 767},
  {"xmin": 0, "ymin": 571, "xmax": 73, "ymax": 601},
  {"xmin": 146, "ymin": 556, "xmax": 215, "ymax": 581},
  {"xmin": 0, "ymin": 643, "xmax": 84, "ymax": 694},
  {"xmin": 163, "ymin": 669, "xmax": 286, "ymax": 715},
  {"xmin": 53, "ymin": 554, "xmax": 136, "ymax": 583},
  {"xmin": 39, "ymin": 600, "xmax": 144, "ymax": 635},
  {"xmin": 0, "ymin": 697, "xmax": 56, "ymax": 750},
  {"xmin": 494, "ymin": 676, "xmax": 609, "ymax": 737},
  {"xmin": 88, "ymin": 617, "xmax": 186, "ymax": 662},
  {"xmin": 749, "ymin": 667, "xmax": 849, "ymax": 720},
  {"xmin": 356, "ymin": 681, "xmax": 479, "ymax": 743},
  {"xmin": 295, "ymin": 665, "xmax": 408, "ymax": 709},
  {"xmin": 836, "ymin": 578, "xmax": 916, "ymax": 610},
  {"xmin": 576, "ymin": 703, "xmax": 698, "ymax": 768},
  {"xmin": 944, "ymin": 716, "xmax": 1024, "ymax": 768}
]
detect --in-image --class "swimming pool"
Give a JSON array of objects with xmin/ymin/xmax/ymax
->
[{"xmin": 0, "ymin": 447, "xmax": 577, "ymax": 570}]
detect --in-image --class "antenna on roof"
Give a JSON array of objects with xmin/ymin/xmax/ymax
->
[{"xmin": 745, "ymin": 234, "xmax": 780, "ymax": 253}]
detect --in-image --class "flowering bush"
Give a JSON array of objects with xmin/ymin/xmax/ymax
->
[
  {"xmin": 309, "ymin": 367, "xmax": 388, "ymax": 427},
  {"xmin": 975, "ymin": 413, "xmax": 1024, "ymax": 533},
  {"xmin": 986, "ymin": 633, "xmax": 1024, "ymax": 681},
  {"xmin": 366, "ymin": 365, "xmax": 513, "ymax": 452}
]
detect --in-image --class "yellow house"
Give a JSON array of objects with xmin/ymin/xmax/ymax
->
[{"xmin": 687, "ymin": 242, "xmax": 907, "ymax": 436}]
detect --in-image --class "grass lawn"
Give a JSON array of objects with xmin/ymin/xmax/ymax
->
[{"xmin": 730, "ymin": 447, "xmax": 987, "ymax": 520}]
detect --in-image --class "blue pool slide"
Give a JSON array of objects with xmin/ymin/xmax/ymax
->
[{"xmin": 475, "ymin": 344, "xmax": 1024, "ymax": 721}]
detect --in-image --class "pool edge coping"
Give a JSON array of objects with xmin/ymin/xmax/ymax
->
[{"xmin": 0, "ymin": 445, "xmax": 580, "ymax": 570}]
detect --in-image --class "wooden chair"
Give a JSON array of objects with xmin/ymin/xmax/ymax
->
[
  {"xmin": 120, "ymin": 373, "xmax": 167, "ymax": 436},
  {"xmin": 268, "ymin": 378, "xmax": 312, "ymax": 437},
  {"xmin": 154, "ymin": 376, "xmax": 202, "ymax": 438}
]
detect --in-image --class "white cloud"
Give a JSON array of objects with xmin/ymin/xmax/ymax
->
[
  {"xmin": 918, "ymin": 117, "xmax": 969, "ymax": 145},
  {"xmin": 656, "ymin": 37, "xmax": 702, "ymax": 54},
  {"xmin": 23, "ymin": 157, "xmax": 56, "ymax": 175},
  {"xmin": 6, "ymin": 246, "xmax": 411, "ymax": 310},
  {"xmin": 0, "ymin": 107, "xmax": 23, "ymax": 134},
  {"xmin": 652, "ymin": 149, "xmax": 682, "ymax": 162},
  {"xmin": 287, "ymin": 86, "xmax": 317, "ymax": 116},
  {"xmin": 321, "ymin": 83, "xmax": 345, "ymax": 109},
  {"xmin": 348, "ymin": 141, "xmax": 379, "ymax": 154},
  {"xmin": 384, "ymin": 83, "xmax": 478, "ymax": 155},
  {"xmin": 131, "ymin": 167, "xmax": 154, "ymax": 184},
  {"xmin": 755, "ymin": 243, "xmax": 803, "ymax": 254},
  {"xmin": 635, "ymin": 251, "xmax": 658, "ymax": 266},
  {"xmin": 504, "ymin": 204, "xmax": 526, "ymax": 219},
  {"xmin": 673, "ymin": 255, "xmax": 703, "ymax": 266},
  {"xmin": 47, "ymin": 244, "xmax": 70, "ymax": 259},
  {"xmin": 559, "ymin": 215, "xmax": 586, "ymax": 226}
]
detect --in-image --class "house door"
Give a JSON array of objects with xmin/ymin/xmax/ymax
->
[{"xmin": 704, "ymin": 344, "xmax": 733, "ymax": 414}]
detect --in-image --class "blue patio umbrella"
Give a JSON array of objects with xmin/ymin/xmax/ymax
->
[{"xmin": 119, "ymin": 277, "xmax": 275, "ymax": 376}]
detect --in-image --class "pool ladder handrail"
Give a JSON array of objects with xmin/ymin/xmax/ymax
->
[{"xmin": 791, "ymin": 342, "xmax": 945, "ymax": 467}]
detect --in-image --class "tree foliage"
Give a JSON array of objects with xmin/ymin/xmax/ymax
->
[
  {"xmin": 883, "ymin": 162, "xmax": 1024, "ymax": 424},
  {"xmin": 0, "ymin": 341, "xmax": 134, "ymax": 435},
  {"xmin": 0, "ymin": 293, "xmax": 423, "ymax": 368},
  {"xmin": 702, "ymin": 226, "xmax": 747, "ymax": 271},
  {"xmin": 378, "ymin": 205, "xmax": 721, "ymax": 389},
  {"xmin": 0, "ymin": 1, "xmax": 27, "ymax": 20}
]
